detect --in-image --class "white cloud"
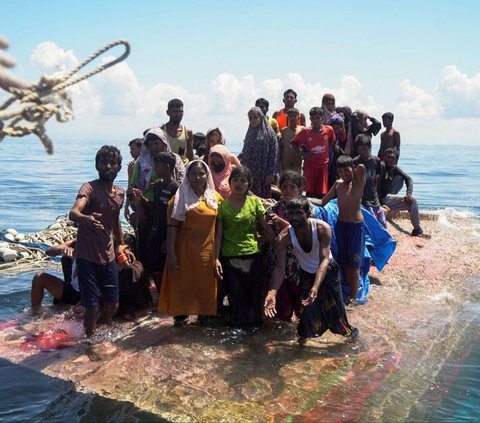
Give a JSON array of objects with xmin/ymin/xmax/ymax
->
[
  {"xmin": 30, "ymin": 42, "xmax": 78, "ymax": 73},
  {"xmin": 397, "ymin": 79, "xmax": 442, "ymax": 119}
]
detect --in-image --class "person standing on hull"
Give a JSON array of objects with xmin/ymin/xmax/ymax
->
[
  {"xmin": 69, "ymin": 145, "xmax": 133, "ymax": 337},
  {"xmin": 273, "ymin": 89, "xmax": 307, "ymax": 131},
  {"xmin": 161, "ymin": 98, "xmax": 194, "ymax": 163},
  {"xmin": 378, "ymin": 112, "xmax": 401, "ymax": 161},
  {"xmin": 264, "ymin": 197, "xmax": 358, "ymax": 342}
]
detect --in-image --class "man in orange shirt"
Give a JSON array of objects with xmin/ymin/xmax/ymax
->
[{"xmin": 273, "ymin": 89, "xmax": 306, "ymax": 131}]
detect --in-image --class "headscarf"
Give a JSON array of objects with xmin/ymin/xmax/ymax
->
[
  {"xmin": 327, "ymin": 113, "xmax": 344, "ymax": 126},
  {"xmin": 136, "ymin": 127, "xmax": 185, "ymax": 192},
  {"xmin": 321, "ymin": 93, "xmax": 335, "ymax": 124},
  {"xmin": 209, "ymin": 144, "xmax": 233, "ymax": 199},
  {"xmin": 171, "ymin": 160, "xmax": 218, "ymax": 221},
  {"xmin": 243, "ymin": 107, "xmax": 277, "ymax": 148}
]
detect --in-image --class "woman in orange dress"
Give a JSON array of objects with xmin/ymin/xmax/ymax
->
[{"xmin": 158, "ymin": 160, "xmax": 222, "ymax": 325}]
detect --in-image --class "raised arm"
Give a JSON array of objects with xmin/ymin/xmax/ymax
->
[{"xmin": 45, "ymin": 239, "xmax": 76, "ymax": 257}]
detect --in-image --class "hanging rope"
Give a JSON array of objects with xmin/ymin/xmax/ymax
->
[{"xmin": 0, "ymin": 39, "xmax": 130, "ymax": 154}]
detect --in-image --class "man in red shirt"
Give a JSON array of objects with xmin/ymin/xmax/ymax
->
[{"xmin": 292, "ymin": 107, "xmax": 335, "ymax": 198}]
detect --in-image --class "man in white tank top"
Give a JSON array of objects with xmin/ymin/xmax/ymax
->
[{"xmin": 265, "ymin": 197, "xmax": 358, "ymax": 342}]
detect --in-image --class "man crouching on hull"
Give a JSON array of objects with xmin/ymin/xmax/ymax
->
[
  {"xmin": 264, "ymin": 197, "xmax": 358, "ymax": 343},
  {"xmin": 69, "ymin": 145, "xmax": 133, "ymax": 337}
]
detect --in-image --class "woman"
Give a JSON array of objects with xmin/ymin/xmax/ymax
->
[
  {"xmin": 203, "ymin": 127, "xmax": 241, "ymax": 166},
  {"xmin": 158, "ymin": 160, "xmax": 222, "ymax": 325},
  {"xmin": 208, "ymin": 144, "xmax": 238, "ymax": 199},
  {"xmin": 321, "ymin": 93, "xmax": 336, "ymax": 124},
  {"xmin": 240, "ymin": 107, "xmax": 278, "ymax": 198},
  {"xmin": 215, "ymin": 166, "xmax": 274, "ymax": 327}
]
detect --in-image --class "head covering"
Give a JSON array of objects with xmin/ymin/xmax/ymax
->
[
  {"xmin": 346, "ymin": 110, "xmax": 369, "ymax": 155},
  {"xmin": 209, "ymin": 144, "xmax": 233, "ymax": 199},
  {"xmin": 136, "ymin": 127, "xmax": 185, "ymax": 192},
  {"xmin": 327, "ymin": 113, "xmax": 344, "ymax": 126},
  {"xmin": 321, "ymin": 93, "xmax": 335, "ymax": 124},
  {"xmin": 244, "ymin": 106, "xmax": 276, "ymax": 147},
  {"xmin": 171, "ymin": 160, "xmax": 218, "ymax": 221}
]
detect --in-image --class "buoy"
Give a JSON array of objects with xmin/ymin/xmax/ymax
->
[
  {"xmin": 5, "ymin": 228, "xmax": 18, "ymax": 236},
  {"xmin": 14, "ymin": 233, "xmax": 25, "ymax": 241},
  {"xmin": 48, "ymin": 223, "xmax": 62, "ymax": 230},
  {"xmin": 3, "ymin": 233, "xmax": 15, "ymax": 242},
  {"xmin": 0, "ymin": 242, "xmax": 10, "ymax": 249},
  {"xmin": 0, "ymin": 248, "xmax": 17, "ymax": 263}
]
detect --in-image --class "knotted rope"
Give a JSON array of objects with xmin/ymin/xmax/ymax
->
[{"xmin": 0, "ymin": 39, "xmax": 130, "ymax": 154}]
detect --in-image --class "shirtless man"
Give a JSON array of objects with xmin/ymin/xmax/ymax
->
[
  {"xmin": 316, "ymin": 155, "xmax": 366, "ymax": 304},
  {"xmin": 161, "ymin": 98, "xmax": 194, "ymax": 162},
  {"xmin": 264, "ymin": 197, "xmax": 358, "ymax": 341},
  {"xmin": 272, "ymin": 89, "xmax": 307, "ymax": 131},
  {"xmin": 378, "ymin": 112, "xmax": 401, "ymax": 161}
]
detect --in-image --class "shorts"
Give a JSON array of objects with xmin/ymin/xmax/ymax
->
[
  {"xmin": 77, "ymin": 259, "xmax": 119, "ymax": 309},
  {"xmin": 335, "ymin": 220, "xmax": 365, "ymax": 270},
  {"xmin": 59, "ymin": 283, "xmax": 81, "ymax": 305},
  {"xmin": 303, "ymin": 163, "xmax": 328, "ymax": 196}
]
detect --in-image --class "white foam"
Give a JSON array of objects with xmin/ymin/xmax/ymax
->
[{"xmin": 430, "ymin": 290, "xmax": 455, "ymax": 302}]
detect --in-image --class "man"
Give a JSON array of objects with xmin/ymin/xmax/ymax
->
[
  {"xmin": 255, "ymin": 98, "xmax": 280, "ymax": 138},
  {"xmin": 272, "ymin": 89, "xmax": 307, "ymax": 131},
  {"xmin": 378, "ymin": 112, "xmax": 401, "ymax": 161},
  {"xmin": 264, "ymin": 197, "xmax": 358, "ymax": 342},
  {"xmin": 69, "ymin": 145, "xmax": 133, "ymax": 337},
  {"xmin": 161, "ymin": 98, "xmax": 194, "ymax": 162},
  {"xmin": 380, "ymin": 148, "xmax": 425, "ymax": 237}
]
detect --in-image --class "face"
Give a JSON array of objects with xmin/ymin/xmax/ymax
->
[
  {"xmin": 257, "ymin": 104, "xmax": 268, "ymax": 116},
  {"xmin": 129, "ymin": 144, "xmax": 141, "ymax": 159},
  {"xmin": 147, "ymin": 138, "xmax": 166, "ymax": 155},
  {"xmin": 97, "ymin": 157, "xmax": 120, "ymax": 182},
  {"xmin": 167, "ymin": 106, "xmax": 184, "ymax": 125},
  {"xmin": 248, "ymin": 112, "xmax": 262, "ymax": 128},
  {"xmin": 310, "ymin": 114, "xmax": 322, "ymax": 129},
  {"xmin": 155, "ymin": 162, "xmax": 170, "ymax": 178},
  {"xmin": 356, "ymin": 145, "xmax": 370, "ymax": 160},
  {"xmin": 324, "ymin": 98, "xmax": 335, "ymax": 112},
  {"xmin": 283, "ymin": 92, "xmax": 297, "ymax": 108},
  {"xmin": 188, "ymin": 163, "xmax": 208, "ymax": 192},
  {"xmin": 229, "ymin": 175, "xmax": 250, "ymax": 195},
  {"xmin": 384, "ymin": 153, "xmax": 397, "ymax": 168},
  {"xmin": 382, "ymin": 116, "xmax": 393, "ymax": 128},
  {"xmin": 280, "ymin": 180, "xmax": 301, "ymax": 202},
  {"xmin": 209, "ymin": 153, "xmax": 226, "ymax": 173},
  {"xmin": 285, "ymin": 207, "xmax": 308, "ymax": 228},
  {"xmin": 193, "ymin": 136, "xmax": 205, "ymax": 150},
  {"xmin": 208, "ymin": 133, "xmax": 222, "ymax": 147},
  {"xmin": 287, "ymin": 112, "xmax": 299, "ymax": 125},
  {"xmin": 337, "ymin": 166, "xmax": 353, "ymax": 183}
]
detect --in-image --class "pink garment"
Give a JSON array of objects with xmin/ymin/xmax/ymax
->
[{"xmin": 209, "ymin": 144, "xmax": 233, "ymax": 199}]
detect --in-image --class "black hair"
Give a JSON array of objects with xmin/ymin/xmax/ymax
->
[
  {"xmin": 167, "ymin": 98, "xmax": 184, "ymax": 110},
  {"xmin": 187, "ymin": 160, "xmax": 208, "ymax": 176},
  {"xmin": 283, "ymin": 88, "xmax": 298, "ymax": 99},
  {"xmin": 154, "ymin": 151, "xmax": 176, "ymax": 170},
  {"xmin": 309, "ymin": 106, "xmax": 324, "ymax": 117},
  {"xmin": 144, "ymin": 132, "xmax": 160, "ymax": 145},
  {"xmin": 286, "ymin": 107, "xmax": 300, "ymax": 115},
  {"xmin": 279, "ymin": 170, "xmax": 305, "ymax": 188},
  {"xmin": 286, "ymin": 197, "xmax": 312, "ymax": 217},
  {"xmin": 384, "ymin": 148, "xmax": 399, "ymax": 160},
  {"xmin": 354, "ymin": 134, "xmax": 372, "ymax": 150},
  {"xmin": 128, "ymin": 138, "xmax": 143, "ymax": 148},
  {"xmin": 255, "ymin": 98, "xmax": 269, "ymax": 109},
  {"xmin": 95, "ymin": 145, "xmax": 122, "ymax": 169},
  {"xmin": 382, "ymin": 112, "xmax": 394, "ymax": 121},
  {"xmin": 228, "ymin": 166, "xmax": 253, "ymax": 189},
  {"xmin": 336, "ymin": 155, "xmax": 354, "ymax": 169}
]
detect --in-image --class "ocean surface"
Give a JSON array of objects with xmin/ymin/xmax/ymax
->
[{"xmin": 0, "ymin": 138, "xmax": 479, "ymax": 422}]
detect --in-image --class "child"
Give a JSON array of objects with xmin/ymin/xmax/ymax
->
[
  {"xmin": 292, "ymin": 107, "xmax": 336, "ymax": 198},
  {"xmin": 378, "ymin": 112, "xmax": 401, "ymax": 161},
  {"xmin": 279, "ymin": 108, "xmax": 304, "ymax": 173},
  {"xmin": 353, "ymin": 134, "xmax": 387, "ymax": 228},
  {"xmin": 215, "ymin": 166, "xmax": 274, "ymax": 327},
  {"xmin": 318, "ymin": 155, "xmax": 366, "ymax": 305},
  {"xmin": 132, "ymin": 152, "xmax": 179, "ymax": 292}
]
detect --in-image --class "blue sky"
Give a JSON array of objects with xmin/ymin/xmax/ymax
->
[{"xmin": 1, "ymin": 0, "xmax": 479, "ymax": 150}]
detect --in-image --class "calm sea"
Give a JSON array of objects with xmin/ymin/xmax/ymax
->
[{"xmin": 0, "ymin": 138, "xmax": 479, "ymax": 421}]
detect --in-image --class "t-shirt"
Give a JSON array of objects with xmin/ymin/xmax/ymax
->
[
  {"xmin": 75, "ymin": 180, "xmax": 125, "ymax": 264},
  {"xmin": 267, "ymin": 117, "xmax": 280, "ymax": 137},
  {"xmin": 353, "ymin": 155, "xmax": 382, "ymax": 207},
  {"xmin": 151, "ymin": 179, "xmax": 179, "ymax": 245},
  {"xmin": 274, "ymin": 109, "xmax": 303, "ymax": 131},
  {"xmin": 218, "ymin": 195, "xmax": 265, "ymax": 257},
  {"xmin": 292, "ymin": 126, "xmax": 335, "ymax": 167}
]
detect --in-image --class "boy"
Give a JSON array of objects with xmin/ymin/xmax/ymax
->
[
  {"xmin": 292, "ymin": 107, "xmax": 336, "ymax": 198},
  {"xmin": 132, "ymin": 152, "xmax": 179, "ymax": 291},
  {"xmin": 378, "ymin": 112, "xmax": 401, "ymax": 161},
  {"xmin": 317, "ymin": 155, "xmax": 366, "ymax": 305},
  {"xmin": 280, "ymin": 108, "xmax": 304, "ymax": 173},
  {"xmin": 353, "ymin": 134, "xmax": 387, "ymax": 228}
]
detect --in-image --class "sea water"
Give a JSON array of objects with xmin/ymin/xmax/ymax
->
[{"xmin": 0, "ymin": 138, "xmax": 479, "ymax": 421}]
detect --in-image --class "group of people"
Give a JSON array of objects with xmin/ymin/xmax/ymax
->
[{"xmin": 32, "ymin": 90, "xmax": 425, "ymax": 343}]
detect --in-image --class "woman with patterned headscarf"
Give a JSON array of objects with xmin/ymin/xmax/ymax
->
[{"xmin": 240, "ymin": 107, "xmax": 278, "ymax": 198}]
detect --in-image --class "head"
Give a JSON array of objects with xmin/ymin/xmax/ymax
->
[
  {"xmin": 286, "ymin": 108, "xmax": 300, "ymax": 127},
  {"xmin": 309, "ymin": 107, "xmax": 324, "ymax": 129},
  {"xmin": 354, "ymin": 134, "xmax": 372, "ymax": 159},
  {"xmin": 382, "ymin": 112, "xmax": 394, "ymax": 128},
  {"xmin": 285, "ymin": 197, "xmax": 312, "ymax": 228},
  {"xmin": 326, "ymin": 113, "xmax": 344, "ymax": 134},
  {"xmin": 95, "ymin": 145, "xmax": 122, "ymax": 182},
  {"xmin": 336, "ymin": 155, "xmax": 354, "ymax": 183},
  {"xmin": 228, "ymin": 166, "xmax": 252, "ymax": 196},
  {"xmin": 128, "ymin": 138, "xmax": 143, "ymax": 159},
  {"xmin": 283, "ymin": 89, "xmax": 298, "ymax": 108},
  {"xmin": 144, "ymin": 132, "xmax": 167, "ymax": 155},
  {"xmin": 384, "ymin": 148, "xmax": 399, "ymax": 168},
  {"xmin": 206, "ymin": 128, "xmax": 224, "ymax": 148},
  {"xmin": 209, "ymin": 151, "xmax": 226, "ymax": 174},
  {"xmin": 335, "ymin": 106, "xmax": 352, "ymax": 127},
  {"xmin": 255, "ymin": 98, "xmax": 270, "ymax": 117},
  {"xmin": 248, "ymin": 107, "xmax": 263, "ymax": 128},
  {"xmin": 166, "ymin": 98, "xmax": 184, "ymax": 125},
  {"xmin": 279, "ymin": 171, "xmax": 305, "ymax": 202},
  {"xmin": 356, "ymin": 110, "xmax": 369, "ymax": 126},
  {"xmin": 153, "ymin": 151, "xmax": 176, "ymax": 179},
  {"xmin": 322, "ymin": 93, "xmax": 336, "ymax": 112},
  {"xmin": 193, "ymin": 132, "xmax": 206, "ymax": 150},
  {"xmin": 187, "ymin": 160, "xmax": 209, "ymax": 194}
]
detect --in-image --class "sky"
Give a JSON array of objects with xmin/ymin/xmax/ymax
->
[{"xmin": 1, "ymin": 0, "xmax": 479, "ymax": 152}]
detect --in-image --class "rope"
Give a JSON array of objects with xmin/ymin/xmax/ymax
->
[{"xmin": 0, "ymin": 40, "xmax": 130, "ymax": 154}]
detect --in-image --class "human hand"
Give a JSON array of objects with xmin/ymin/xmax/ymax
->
[
  {"xmin": 131, "ymin": 188, "xmax": 143, "ymax": 202},
  {"xmin": 61, "ymin": 246, "xmax": 74, "ymax": 256},
  {"xmin": 87, "ymin": 212, "xmax": 104, "ymax": 230},
  {"xmin": 167, "ymin": 254, "xmax": 179, "ymax": 272},
  {"xmin": 403, "ymin": 194, "xmax": 413, "ymax": 205},
  {"xmin": 0, "ymin": 34, "xmax": 29, "ymax": 92},
  {"xmin": 264, "ymin": 290, "xmax": 277, "ymax": 317},
  {"xmin": 124, "ymin": 249, "xmax": 135, "ymax": 265},
  {"xmin": 214, "ymin": 259, "xmax": 223, "ymax": 280},
  {"xmin": 301, "ymin": 287, "xmax": 318, "ymax": 306}
]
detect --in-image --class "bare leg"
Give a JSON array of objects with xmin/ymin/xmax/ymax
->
[
  {"xmin": 97, "ymin": 302, "xmax": 119, "ymax": 325},
  {"xmin": 84, "ymin": 308, "xmax": 98, "ymax": 337},
  {"xmin": 344, "ymin": 266, "xmax": 359, "ymax": 304},
  {"xmin": 31, "ymin": 272, "xmax": 65, "ymax": 309}
]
